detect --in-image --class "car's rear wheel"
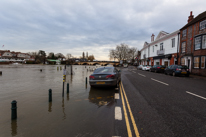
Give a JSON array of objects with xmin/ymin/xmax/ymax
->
[{"xmin": 165, "ymin": 71, "xmax": 167, "ymax": 75}]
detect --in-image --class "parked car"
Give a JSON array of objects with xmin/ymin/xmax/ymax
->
[
  {"xmin": 137, "ymin": 65, "xmax": 143, "ymax": 70},
  {"xmin": 164, "ymin": 65, "xmax": 190, "ymax": 77},
  {"xmin": 123, "ymin": 63, "xmax": 128, "ymax": 68},
  {"xmin": 89, "ymin": 67, "xmax": 121, "ymax": 88},
  {"xmin": 142, "ymin": 65, "xmax": 151, "ymax": 71},
  {"xmin": 150, "ymin": 65, "xmax": 166, "ymax": 73}
]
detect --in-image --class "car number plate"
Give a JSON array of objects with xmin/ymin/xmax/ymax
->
[
  {"xmin": 96, "ymin": 82, "xmax": 105, "ymax": 84},
  {"xmin": 161, "ymin": 68, "xmax": 164, "ymax": 69},
  {"xmin": 181, "ymin": 72, "xmax": 187, "ymax": 74}
]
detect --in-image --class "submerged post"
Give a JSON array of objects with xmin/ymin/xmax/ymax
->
[
  {"xmin": 0, "ymin": 71, "xmax": 2, "ymax": 75},
  {"xmin": 86, "ymin": 77, "xmax": 87, "ymax": 85},
  {"xmin": 11, "ymin": 100, "xmax": 17, "ymax": 120},
  {"xmin": 67, "ymin": 83, "xmax": 69, "ymax": 93},
  {"xmin": 49, "ymin": 89, "xmax": 52, "ymax": 102},
  {"xmin": 62, "ymin": 75, "xmax": 66, "ymax": 97}
]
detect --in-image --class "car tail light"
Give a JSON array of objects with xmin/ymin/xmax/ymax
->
[
  {"xmin": 89, "ymin": 75, "xmax": 95, "ymax": 80},
  {"xmin": 176, "ymin": 68, "xmax": 181, "ymax": 71},
  {"xmin": 157, "ymin": 67, "xmax": 160, "ymax": 69},
  {"xmin": 106, "ymin": 74, "xmax": 115, "ymax": 79}
]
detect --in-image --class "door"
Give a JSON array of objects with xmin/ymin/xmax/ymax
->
[{"xmin": 188, "ymin": 59, "xmax": 190, "ymax": 70}]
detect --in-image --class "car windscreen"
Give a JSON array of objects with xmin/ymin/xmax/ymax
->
[
  {"xmin": 178, "ymin": 65, "xmax": 188, "ymax": 69},
  {"xmin": 94, "ymin": 68, "xmax": 114, "ymax": 73}
]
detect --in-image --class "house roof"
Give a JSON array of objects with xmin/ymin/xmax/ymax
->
[{"xmin": 181, "ymin": 11, "xmax": 206, "ymax": 30}]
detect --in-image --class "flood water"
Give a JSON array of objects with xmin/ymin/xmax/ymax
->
[{"xmin": 0, "ymin": 65, "xmax": 118, "ymax": 137}]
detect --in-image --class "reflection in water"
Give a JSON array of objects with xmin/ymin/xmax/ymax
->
[
  {"xmin": 67, "ymin": 94, "xmax": 69, "ymax": 101},
  {"xmin": 48, "ymin": 102, "xmax": 52, "ymax": 112},
  {"xmin": 88, "ymin": 87, "xmax": 117, "ymax": 108},
  {"xmin": 11, "ymin": 120, "xmax": 17, "ymax": 136},
  {"xmin": 62, "ymin": 98, "xmax": 66, "ymax": 120}
]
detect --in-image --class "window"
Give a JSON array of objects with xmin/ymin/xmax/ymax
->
[
  {"xmin": 202, "ymin": 35, "xmax": 206, "ymax": 49},
  {"xmin": 200, "ymin": 19, "xmax": 206, "ymax": 30},
  {"xmin": 160, "ymin": 43, "xmax": 163, "ymax": 50},
  {"xmin": 172, "ymin": 38, "xmax": 175, "ymax": 47},
  {"xmin": 181, "ymin": 42, "xmax": 186, "ymax": 53},
  {"xmin": 153, "ymin": 46, "xmax": 154, "ymax": 52},
  {"xmin": 181, "ymin": 58, "xmax": 185, "ymax": 65},
  {"xmin": 194, "ymin": 57, "xmax": 200, "ymax": 68},
  {"xmin": 201, "ymin": 56, "xmax": 205, "ymax": 69},
  {"xmin": 182, "ymin": 29, "xmax": 187, "ymax": 37},
  {"xmin": 195, "ymin": 36, "xmax": 201, "ymax": 50}
]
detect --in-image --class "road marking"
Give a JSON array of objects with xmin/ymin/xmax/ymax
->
[
  {"xmin": 186, "ymin": 91, "xmax": 206, "ymax": 100},
  {"xmin": 151, "ymin": 78, "xmax": 169, "ymax": 86},
  {"xmin": 119, "ymin": 83, "xmax": 132, "ymax": 137},
  {"xmin": 121, "ymin": 82, "xmax": 140, "ymax": 137},
  {"xmin": 115, "ymin": 107, "xmax": 122, "ymax": 120},
  {"xmin": 115, "ymin": 93, "xmax": 119, "ymax": 99},
  {"xmin": 132, "ymin": 71, "xmax": 136, "ymax": 73},
  {"xmin": 138, "ymin": 73, "xmax": 146, "ymax": 77}
]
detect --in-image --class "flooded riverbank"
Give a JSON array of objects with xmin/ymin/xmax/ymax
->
[{"xmin": 0, "ymin": 65, "xmax": 117, "ymax": 137}]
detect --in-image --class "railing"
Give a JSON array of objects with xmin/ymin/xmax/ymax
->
[{"xmin": 157, "ymin": 49, "xmax": 165, "ymax": 55}]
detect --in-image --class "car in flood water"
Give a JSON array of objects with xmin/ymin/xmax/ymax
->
[{"xmin": 89, "ymin": 67, "xmax": 121, "ymax": 88}]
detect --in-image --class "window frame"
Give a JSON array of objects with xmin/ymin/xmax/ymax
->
[
  {"xmin": 199, "ymin": 19, "xmax": 206, "ymax": 30},
  {"xmin": 160, "ymin": 43, "xmax": 163, "ymax": 51},
  {"xmin": 171, "ymin": 38, "xmax": 175, "ymax": 48},
  {"xmin": 194, "ymin": 36, "xmax": 201, "ymax": 50},
  {"xmin": 181, "ymin": 42, "xmax": 186, "ymax": 53},
  {"xmin": 202, "ymin": 35, "xmax": 206, "ymax": 49},
  {"xmin": 182, "ymin": 29, "xmax": 187, "ymax": 37},
  {"xmin": 201, "ymin": 56, "xmax": 205, "ymax": 69},
  {"xmin": 181, "ymin": 58, "xmax": 185, "ymax": 65},
  {"xmin": 153, "ymin": 46, "xmax": 154, "ymax": 52},
  {"xmin": 194, "ymin": 56, "xmax": 200, "ymax": 69}
]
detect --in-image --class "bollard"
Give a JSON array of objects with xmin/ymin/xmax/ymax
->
[
  {"xmin": 86, "ymin": 77, "xmax": 87, "ymax": 85},
  {"xmin": 67, "ymin": 83, "xmax": 69, "ymax": 93},
  {"xmin": 57, "ymin": 67, "xmax": 59, "ymax": 70},
  {"xmin": 40, "ymin": 69, "xmax": 42, "ymax": 72},
  {"xmin": 60, "ymin": 66, "xmax": 62, "ymax": 70},
  {"xmin": 0, "ymin": 71, "xmax": 2, "ymax": 75},
  {"xmin": 49, "ymin": 89, "xmax": 52, "ymax": 102},
  {"xmin": 11, "ymin": 100, "xmax": 17, "ymax": 120}
]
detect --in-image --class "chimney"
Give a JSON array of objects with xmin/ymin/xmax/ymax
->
[
  {"xmin": 188, "ymin": 11, "xmax": 194, "ymax": 23},
  {"xmin": 151, "ymin": 34, "xmax": 155, "ymax": 42}
]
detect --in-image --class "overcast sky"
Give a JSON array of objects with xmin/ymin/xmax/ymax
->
[{"xmin": 0, "ymin": 0, "xmax": 205, "ymax": 60}]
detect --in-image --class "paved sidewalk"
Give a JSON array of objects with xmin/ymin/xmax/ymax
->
[{"xmin": 189, "ymin": 74, "xmax": 206, "ymax": 80}]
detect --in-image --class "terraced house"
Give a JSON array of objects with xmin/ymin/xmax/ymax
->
[
  {"xmin": 140, "ymin": 30, "xmax": 179, "ymax": 67},
  {"xmin": 179, "ymin": 11, "xmax": 206, "ymax": 76}
]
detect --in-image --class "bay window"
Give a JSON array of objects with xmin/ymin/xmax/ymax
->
[{"xmin": 194, "ymin": 57, "xmax": 200, "ymax": 68}]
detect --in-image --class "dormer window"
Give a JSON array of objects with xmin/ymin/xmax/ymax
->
[
  {"xmin": 182, "ymin": 29, "xmax": 187, "ymax": 37},
  {"xmin": 200, "ymin": 19, "xmax": 206, "ymax": 30},
  {"xmin": 160, "ymin": 43, "xmax": 163, "ymax": 51}
]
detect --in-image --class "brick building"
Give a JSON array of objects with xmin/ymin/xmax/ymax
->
[{"xmin": 179, "ymin": 11, "xmax": 206, "ymax": 76}]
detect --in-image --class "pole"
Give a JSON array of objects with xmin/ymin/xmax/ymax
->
[
  {"xmin": 62, "ymin": 75, "xmax": 66, "ymax": 97},
  {"xmin": 11, "ymin": 100, "xmax": 17, "ymax": 120},
  {"xmin": 86, "ymin": 77, "xmax": 87, "ymax": 85},
  {"xmin": 49, "ymin": 89, "xmax": 52, "ymax": 102},
  {"xmin": 67, "ymin": 83, "xmax": 69, "ymax": 93}
]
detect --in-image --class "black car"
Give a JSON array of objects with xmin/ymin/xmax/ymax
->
[
  {"xmin": 150, "ymin": 65, "xmax": 166, "ymax": 73},
  {"xmin": 164, "ymin": 65, "xmax": 190, "ymax": 77},
  {"xmin": 89, "ymin": 67, "xmax": 121, "ymax": 88}
]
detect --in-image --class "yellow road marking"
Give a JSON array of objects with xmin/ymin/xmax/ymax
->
[
  {"xmin": 121, "ymin": 82, "xmax": 140, "ymax": 137},
  {"xmin": 120, "ymin": 83, "xmax": 132, "ymax": 137}
]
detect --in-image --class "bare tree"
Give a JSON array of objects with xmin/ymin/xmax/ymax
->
[
  {"xmin": 88, "ymin": 55, "xmax": 95, "ymax": 61},
  {"xmin": 109, "ymin": 43, "xmax": 129, "ymax": 61}
]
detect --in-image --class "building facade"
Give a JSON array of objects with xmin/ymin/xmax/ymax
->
[
  {"xmin": 140, "ymin": 30, "xmax": 180, "ymax": 67},
  {"xmin": 179, "ymin": 11, "xmax": 206, "ymax": 76}
]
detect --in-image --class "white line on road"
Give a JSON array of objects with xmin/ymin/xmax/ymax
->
[
  {"xmin": 151, "ymin": 78, "xmax": 169, "ymax": 86},
  {"xmin": 138, "ymin": 73, "xmax": 146, "ymax": 77},
  {"xmin": 186, "ymin": 91, "xmax": 206, "ymax": 100},
  {"xmin": 132, "ymin": 71, "xmax": 136, "ymax": 73},
  {"xmin": 115, "ymin": 107, "xmax": 122, "ymax": 120},
  {"xmin": 115, "ymin": 93, "xmax": 119, "ymax": 99}
]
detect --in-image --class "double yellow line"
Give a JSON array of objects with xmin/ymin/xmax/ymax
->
[{"xmin": 119, "ymin": 81, "xmax": 140, "ymax": 137}]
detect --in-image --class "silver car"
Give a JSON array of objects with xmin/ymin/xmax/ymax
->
[{"xmin": 89, "ymin": 67, "xmax": 121, "ymax": 88}]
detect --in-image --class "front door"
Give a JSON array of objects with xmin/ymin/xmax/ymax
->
[{"xmin": 188, "ymin": 59, "xmax": 190, "ymax": 70}]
